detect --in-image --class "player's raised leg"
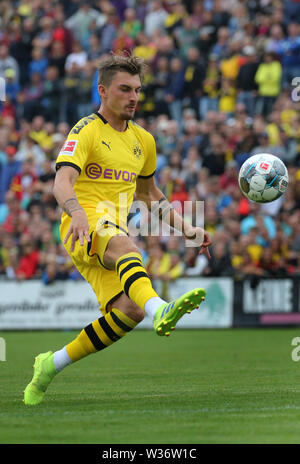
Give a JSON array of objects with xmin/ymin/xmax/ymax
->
[{"xmin": 104, "ymin": 235, "xmax": 206, "ymax": 337}]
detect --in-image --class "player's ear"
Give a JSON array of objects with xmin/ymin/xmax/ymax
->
[{"xmin": 98, "ymin": 84, "xmax": 107, "ymax": 99}]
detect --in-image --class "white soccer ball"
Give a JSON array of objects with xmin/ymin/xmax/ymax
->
[{"xmin": 238, "ymin": 153, "xmax": 289, "ymax": 203}]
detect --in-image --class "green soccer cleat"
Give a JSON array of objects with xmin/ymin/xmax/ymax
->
[
  {"xmin": 153, "ymin": 288, "xmax": 206, "ymax": 337},
  {"xmin": 23, "ymin": 351, "xmax": 57, "ymax": 405}
]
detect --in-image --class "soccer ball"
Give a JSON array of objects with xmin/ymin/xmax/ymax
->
[{"xmin": 238, "ymin": 153, "xmax": 289, "ymax": 203}]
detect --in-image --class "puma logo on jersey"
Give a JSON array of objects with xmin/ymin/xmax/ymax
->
[{"xmin": 102, "ymin": 140, "xmax": 111, "ymax": 150}]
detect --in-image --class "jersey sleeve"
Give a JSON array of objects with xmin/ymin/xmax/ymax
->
[
  {"xmin": 55, "ymin": 123, "xmax": 92, "ymax": 174},
  {"xmin": 138, "ymin": 132, "xmax": 157, "ymax": 179}
]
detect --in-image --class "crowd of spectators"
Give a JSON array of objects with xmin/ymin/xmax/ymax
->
[{"xmin": 0, "ymin": 0, "xmax": 300, "ymax": 285}]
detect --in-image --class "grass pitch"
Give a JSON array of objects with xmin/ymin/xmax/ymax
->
[{"xmin": 1, "ymin": 328, "xmax": 300, "ymax": 444}]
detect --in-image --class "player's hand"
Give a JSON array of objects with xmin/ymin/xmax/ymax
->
[
  {"xmin": 199, "ymin": 230, "xmax": 211, "ymax": 259},
  {"xmin": 184, "ymin": 226, "xmax": 211, "ymax": 259},
  {"xmin": 64, "ymin": 209, "xmax": 91, "ymax": 252}
]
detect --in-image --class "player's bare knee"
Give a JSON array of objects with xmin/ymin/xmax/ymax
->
[
  {"xmin": 122, "ymin": 302, "xmax": 144, "ymax": 323},
  {"xmin": 113, "ymin": 294, "xmax": 144, "ymax": 323},
  {"xmin": 130, "ymin": 306, "xmax": 145, "ymax": 323}
]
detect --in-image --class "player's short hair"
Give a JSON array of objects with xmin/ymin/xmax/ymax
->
[{"xmin": 97, "ymin": 54, "xmax": 146, "ymax": 87}]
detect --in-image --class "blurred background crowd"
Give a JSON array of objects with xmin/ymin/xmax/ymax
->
[{"xmin": 0, "ymin": 0, "xmax": 300, "ymax": 288}]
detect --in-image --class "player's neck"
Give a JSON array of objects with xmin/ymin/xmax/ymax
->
[{"xmin": 97, "ymin": 107, "xmax": 128, "ymax": 132}]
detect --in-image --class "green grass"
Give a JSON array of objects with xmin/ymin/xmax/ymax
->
[{"xmin": 1, "ymin": 328, "xmax": 300, "ymax": 444}]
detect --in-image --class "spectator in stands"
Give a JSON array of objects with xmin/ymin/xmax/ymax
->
[
  {"xmin": 65, "ymin": 0, "xmax": 106, "ymax": 45},
  {"xmin": 48, "ymin": 40, "xmax": 67, "ymax": 78},
  {"xmin": 255, "ymin": 51, "xmax": 282, "ymax": 117},
  {"xmin": 144, "ymin": 1, "xmax": 168, "ymax": 37},
  {"xmin": 32, "ymin": 16, "xmax": 54, "ymax": 51},
  {"xmin": 0, "ymin": 230, "xmax": 18, "ymax": 278},
  {"xmin": 0, "ymin": 43, "xmax": 20, "ymax": 83},
  {"xmin": 76, "ymin": 65, "xmax": 93, "ymax": 118},
  {"xmin": 183, "ymin": 247, "xmax": 208, "ymax": 276},
  {"xmin": 22, "ymin": 71, "xmax": 44, "ymax": 120},
  {"xmin": 182, "ymin": 46, "xmax": 205, "ymax": 119},
  {"xmin": 164, "ymin": 56, "xmax": 185, "ymax": 133},
  {"xmin": 4, "ymin": 68, "xmax": 20, "ymax": 105},
  {"xmin": 0, "ymin": 146, "xmax": 22, "ymax": 204},
  {"xmin": 199, "ymin": 53, "xmax": 220, "ymax": 119},
  {"xmin": 122, "ymin": 8, "xmax": 142, "ymax": 40},
  {"xmin": 10, "ymin": 156, "xmax": 37, "ymax": 206},
  {"xmin": 202, "ymin": 134, "xmax": 227, "ymax": 176},
  {"xmin": 277, "ymin": 23, "xmax": 300, "ymax": 89},
  {"xmin": 0, "ymin": 0, "xmax": 299, "ymax": 284},
  {"xmin": 64, "ymin": 41, "xmax": 87, "ymax": 72},
  {"xmin": 98, "ymin": 6, "xmax": 118, "ymax": 54},
  {"xmin": 211, "ymin": 27, "xmax": 230, "ymax": 61},
  {"xmin": 236, "ymin": 46, "xmax": 259, "ymax": 117},
  {"xmin": 16, "ymin": 241, "xmax": 39, "ymax": 281},
  {"xmin": 61, "ymin": 62, "xmax": 80, "ymax": 126},
  {"xmin": 41, "ymin": 66, "xmax": 61, "ymax": 124},
  {"xmin": 203, "ymin": 242, "xmax": 233, "ymax": 277}
]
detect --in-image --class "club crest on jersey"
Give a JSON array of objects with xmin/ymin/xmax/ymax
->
[{"xmin": 132, "ymin": 140, "xmax": 142, "ymax": 159}]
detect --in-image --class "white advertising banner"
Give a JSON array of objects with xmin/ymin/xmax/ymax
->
[
  {"xmin": 0, "ymin": 278, "xmax": 233, "ymax": 330},
  {"xmin": 0, "ymin": 280, "xmax": 100, "ymax": 329}
]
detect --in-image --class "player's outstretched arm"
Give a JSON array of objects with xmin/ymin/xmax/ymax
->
[
  {"xmin": 53, "ymin": 166, "xmax": 90, "ymax": 251},
  {"xmin": 135, "ymin": 176, "xmax": 211, "ymax": 258}
]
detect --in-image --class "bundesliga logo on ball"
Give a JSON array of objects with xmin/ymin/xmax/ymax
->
[{"xmin": 238, "ymin": 153, "xmax": 289, "ymax": 203}]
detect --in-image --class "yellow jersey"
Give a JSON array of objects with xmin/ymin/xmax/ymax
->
[{"xmin": 56, "ymin": 112, "xmax": 156, "ymax": 231}]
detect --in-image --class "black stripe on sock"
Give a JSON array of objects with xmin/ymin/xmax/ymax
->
[
  {"xmin": 84, "ymin": 323, "xmax": 107, "ymax": 351},
  {"xmin": 110, "ymin": 311, "xmax": 133, "ymax": 332},
  {"xmin": 119, "ymin": 261, "xmax": 144, "ymax": 280},
  {"xmin": 116, "ymin": 256, "xmax": 142, "ymax": 274},
  {"xmin": 123, "ymin": 271, "xmax": 149, "ymax": 297},
  {"xmin": 98, "ymin": 316, "xmax": 121, "ymax": 342}
]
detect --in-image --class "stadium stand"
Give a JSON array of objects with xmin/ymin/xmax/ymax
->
[{"xmin": 0, "ymin": 0, "xmax": 299, "ymax": 284}]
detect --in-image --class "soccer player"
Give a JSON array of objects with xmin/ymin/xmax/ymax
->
[{"xmin": 23, "ymin": 54, "xmax": 211, "ymax": 405}]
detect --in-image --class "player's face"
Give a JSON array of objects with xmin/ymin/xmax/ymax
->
[{"xmin": 101, "ymin": 72, "xmax": 142, "ymax": 120}]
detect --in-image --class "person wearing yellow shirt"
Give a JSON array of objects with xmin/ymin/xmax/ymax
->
[
  {"xmin": 122, "ymin": 8, "xmax": 142, "ymax": 40},
  {"xmin": 23, "ymin": 54, "xmax": 211, "ymax": 406},
  {"xmin": 199, "ymin": 54, "xmax": 220, "ymax": 119},
  {"xmin": 133, "ymin": 32, "xmax": 157, "ymax": 64},
  {"xmin": 219, "ymin": 78, "xmax": 236, "ymax": 115},
  {"xmin": 255, "ymin": 52, "xmax": 282, "ymax": 116}
]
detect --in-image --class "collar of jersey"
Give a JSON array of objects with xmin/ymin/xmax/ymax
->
[{"xmin": 94, "ymin": 112, "xmax": 129, "ymax": 131}]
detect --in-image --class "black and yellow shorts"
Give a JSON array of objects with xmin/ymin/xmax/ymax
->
[{"xmin": 60, "ymin": 213, "xmax": 128, "ymax": 316}]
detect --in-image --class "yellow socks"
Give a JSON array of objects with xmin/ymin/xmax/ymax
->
[
  {"xmin": 62, "ymin": 253, "xmax": 159, "ymax": 366},
  {"xmin": 116, "ymin": 252, "xmax": 158, "ymax": 310},
  {"xmin": 66, "ymin": 308, "xmax": 138, "ymax": 362}
]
